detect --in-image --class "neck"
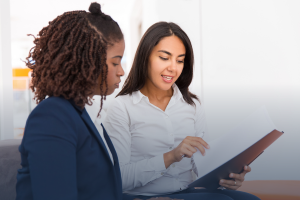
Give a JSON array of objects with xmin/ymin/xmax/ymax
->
[{"xmin": 140, "ymin": 79, "xmax": 173, "ymax": 101}]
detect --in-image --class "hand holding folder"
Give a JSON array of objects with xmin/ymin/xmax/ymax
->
[{"xmin": 189, "ymin": 107, "xmax": 284, "ymax": 189}]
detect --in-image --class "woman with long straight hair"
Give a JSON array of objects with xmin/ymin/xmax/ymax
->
[
  {"xmin": 103, "ymin": 22, "xmax": 260, "ymax": 200},
  {"xmin": 16, "ymin": 3, "xmax": 125, "ymax": 200}
]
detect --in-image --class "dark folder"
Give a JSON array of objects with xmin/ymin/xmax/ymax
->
[{"xmin": 188, "ymin": 129, "xmax": 284, "ymax": 189}]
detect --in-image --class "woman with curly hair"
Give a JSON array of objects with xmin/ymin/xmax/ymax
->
[{"xmin": 16, "ymin": 2, "xmax": 125, "ymax": 200}]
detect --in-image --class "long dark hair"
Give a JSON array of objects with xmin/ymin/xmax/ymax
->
[
  {"xmin": 27, "ymin": 2, "xmax": 123, "ymax": 109},
  {"xmin": 118, "ymin": 22, "xmax": 198, "ymax": 105}
]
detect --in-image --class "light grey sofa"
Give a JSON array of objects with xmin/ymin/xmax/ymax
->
[{"xmin": 0, "ymin": 139, "xmax": 21, "ymax": 200}]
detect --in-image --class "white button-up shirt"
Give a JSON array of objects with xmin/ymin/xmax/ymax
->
[
  {"xmin": 85, "ymin": 98, "xmax": 114, "ymax": 165},
  {"xmin": 103, "ymin": 84, "xmax": 207, "ymax": 196}
]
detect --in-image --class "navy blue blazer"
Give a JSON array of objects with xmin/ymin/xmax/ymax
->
[{"xmin": 16, "ymin": 96, "xmax": 122, "ymax": 200}]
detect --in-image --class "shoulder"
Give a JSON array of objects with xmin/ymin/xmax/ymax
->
[
  {"xmin": 192, "ymin": 98, "xmax": 206, "ymax": 120},
  {"xmin": 107, "ymin": 94, "xmax": 133, "ymax": 110},
  {"xmin": 115, "ymin": 94, "xmax": 132, "ymax": 103},
  {"xmin": 25, "ymin": 96, "xmax": 80, "ymax": 138},
  {"xmin": 105, "ymin": 94, "xmax": 132, "ymax": 123},
  {"xmin": 35, "ymin": 96, "xmax": 72, "ymax": 110},
  {"xmin": 185, "ymin": 97, "xmax": 203, "ymax": 116},
  {"xmin": 193, "ymin": 98, "xmax": 202, "ymax": 108},
  {"xmin": 38, "ymin": 96, "xmax": 74, "ymax": 108},
  {"xmin": 30, "ymin": 96, "xmax": 79, "ymax": 120},
  {"xmin": 21, "ymin": 97, "xmax": 81, "ymax": 159}
]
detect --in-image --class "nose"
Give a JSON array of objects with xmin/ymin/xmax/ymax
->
[
  {"xmin": 167, "ymin": 59, "xmax": 177, "ymax": 72},
  {"xmin": 118, "ymin": 64, "xmax": 125, "ymax": 77}
]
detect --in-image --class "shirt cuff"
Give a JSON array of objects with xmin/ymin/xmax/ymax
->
[
  {"xmin": 148, "ymin": 154, "xmax": 167, "ymax": 172},
  {"xmin": 191, "ymin": 156, "xmax": 198, "ymax": 176}
]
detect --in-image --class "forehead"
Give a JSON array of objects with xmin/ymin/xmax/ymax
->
[
  {"xmin": 154, "ymin": 35, "xmax": 186, "ymax": 54},
  {"xmin": 107, "ymin": 39, "xmax": 125, "ymax": 57}
]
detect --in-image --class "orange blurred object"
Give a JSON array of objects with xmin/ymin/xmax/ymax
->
[
  {"xmin": 12, "ymin": 68, "xmax": 31, "ymax": 90},
  {"xmin": 12, "ymin": 68, "xmax": 31, "ymax": 77},
  {"xmin": 13, "ymin": 79, "xmax": 28, "ymax": 90},
  {"xmin": 238, "ymin": 180, "xmax": 300, "ymax": 200}
]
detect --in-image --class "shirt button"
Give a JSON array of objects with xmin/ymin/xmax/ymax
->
[
  {"xmin": 172, "ymin": 164, "xmax": 175, "ymax": 167},
  {"xmin": 161, "ymin": 172, "xmax": 164, "ymax": 175},
  {"xmin": 169, "ymin": 147, "xmax": 172, "ymax": 149}
]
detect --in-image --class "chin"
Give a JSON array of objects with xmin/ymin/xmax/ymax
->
[
  {"xmin": 156, "ymin": 83, "xmax": 173, "ymax": 91},
  {"xmin": 106, "ymin": 89, "xmax": 115, "ymax": 96}
]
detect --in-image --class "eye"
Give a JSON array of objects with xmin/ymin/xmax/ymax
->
[
  {"xmin": 113, "ymin": 63, "xmax": 118, "ymax": 66},
  {"xmin": 177, "ymin": 60, "xmax": 184, "ymax": 64},
  {"xmin": 159, "ymin": 56, "xmax": 168, "ymax": 61}
]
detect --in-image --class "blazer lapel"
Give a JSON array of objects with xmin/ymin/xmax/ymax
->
[
  {"xmin": 102, "ymin": 124, "xmax": 119, "ymax": 165},
  {"xmin": 102, "ymin": 124, "xmax": 122, "ymax": 197},
  {"xmin": 80, "ymin": 109, "xmax": 111, "ymax": 162}
]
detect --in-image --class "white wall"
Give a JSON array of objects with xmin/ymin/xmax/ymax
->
[
  {"xmin": 201, "ymin": 0, "xmax": 300, "ymax": 180},
  {"xmin": 133, "ymin": 0, "xmax": 300, "ymax": 180},
  {"xmin": 0, "ymin": 0, "xmax": 14, "ymax": 140}
]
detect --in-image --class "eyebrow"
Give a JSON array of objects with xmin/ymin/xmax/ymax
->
[
  {"xmin": 158, "ymin": 50, "xmax": 185, "ymax": 57},
  {"xmin": 112, "ymin": 55, "xmax": 122, "ymax": 59}
]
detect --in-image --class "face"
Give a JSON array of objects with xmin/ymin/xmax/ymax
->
[
  {"xmin": 94, "ymin": 39, "xmax": 125, "ymax": 96},
  {"xmin": 147, "ymin": 35, "xmax": 186, "ymax": 91}
]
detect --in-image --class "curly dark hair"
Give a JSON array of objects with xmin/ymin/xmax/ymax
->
[{"xmin": 26, "ymin": 2, "xmax": 123, "ymax": 111}]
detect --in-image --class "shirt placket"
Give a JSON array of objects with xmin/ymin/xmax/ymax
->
[{"xmin": 164, "ymin": 111, "xmax": 182, "ymax": 191}]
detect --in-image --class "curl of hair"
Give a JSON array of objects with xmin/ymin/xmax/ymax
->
[
  {"xmin": 26, "ymin": 10, "xmax": 117, "ymax": 110},
  {"xmin": 89, "ymin": 2, "xmax": 102, "ymax": 15}
]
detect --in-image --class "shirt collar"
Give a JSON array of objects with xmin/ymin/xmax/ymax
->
[
  {"xmin": 132, "ymin": 84, "xmax": 184, "ymax": 105},
  {"xmin": 172, "ymin": 84, "xmax": 184, "ymax": 102},
  {"xmin": 132, "ymin": 90, "xmax": 145, "ymax": 105}
]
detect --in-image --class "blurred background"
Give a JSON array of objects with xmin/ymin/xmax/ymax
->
[{"xmin": 1, "ymin": 0, "xmax": 299, "ymax": 181}]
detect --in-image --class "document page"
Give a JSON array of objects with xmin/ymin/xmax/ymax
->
[{"xmin": 193, "ymin": 106, "xmax": 277, "ymax": 180}]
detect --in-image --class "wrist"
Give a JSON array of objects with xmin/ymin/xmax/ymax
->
[{"xmin": 163, "ymin": 150, "xmax": 176, "ymax": 168}]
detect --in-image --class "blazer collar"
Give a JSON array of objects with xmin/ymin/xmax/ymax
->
[
  {"xmin": 102, "ymin": 124, "xmax": 119, "ymax": 164},
  {"xmin": 80, "ymin": 109, "xmax": 112, "ymax": 164},
  {"xmin": 68, "ymin": 98, "xmax": 85, "ymax": 113},
  {"xmin": 68, "ymin": 98, "xmax": 112, "ymax": 165}
]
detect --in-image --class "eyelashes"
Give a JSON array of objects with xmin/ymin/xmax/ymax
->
[
  {"xmin": 159, "ymin": 56, "xmax": 168, "ymax": 61},
  {"xmin": 159, "ymin": 56, "xmax": 184, "ymax": 63}
]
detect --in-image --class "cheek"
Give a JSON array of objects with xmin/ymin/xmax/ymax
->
[
  {"xmin": 105, "ymin": 66, "xmax": 116, "ymax": 95},
  {"xmin": 149, "ymin": 60, "xmax": 164, "ymax": 78},
  {"xmin": 106, "ymin": 65, "xmax": 115, "ymax": 84},
  {"xmin": 177, "ymin": 65, "xmax": 184, "ymax": 77}
]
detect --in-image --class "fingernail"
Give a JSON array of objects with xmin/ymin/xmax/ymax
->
[
  {"xmin": 230, "ymin": 174, "xmax": 233, "ymax": 178},
  {"xmin": 207, "ymin": 145, "xmax": 210, "ymax": 149},
  {"xmin": 203, "ymin": 152, "xmax": 206, "ymax": 156},
  {"xmin": 220, "ymin": 180, "xmax": 224, "ymax": 183}
]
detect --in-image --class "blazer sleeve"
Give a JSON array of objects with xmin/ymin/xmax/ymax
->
[
  {"xmin": 103, "ymin": 98, "xmax": 167, "ymax": 192},
  {"xmin": 22, "ymin": 102, "xmax": 78, "ymax": 200}
]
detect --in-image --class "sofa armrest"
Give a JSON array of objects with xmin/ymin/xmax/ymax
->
[{"xmin": 0, "ymin": 139, "xmax": 22, "ymax": 200}]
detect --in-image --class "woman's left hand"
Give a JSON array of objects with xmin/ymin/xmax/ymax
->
[{"xmin": 219, "ymin": 165, "xmax": 251, "ymax": 190}]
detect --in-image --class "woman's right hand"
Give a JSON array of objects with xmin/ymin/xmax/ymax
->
[{"xmin": 163, "ymin": 136, "xmax": 210, "ymax": 168}]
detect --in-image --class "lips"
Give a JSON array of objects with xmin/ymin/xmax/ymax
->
[
  {"xmin": 115, "ymin": 81, "xmax": 121, "ymax": 88},
  {"xmin": 161, "ymin": 75, "xmax": 173, "ymax": 83}
]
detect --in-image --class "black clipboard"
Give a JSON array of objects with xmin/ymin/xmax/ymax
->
[{"xmin": 188, "ymin": 129, "xmax": 284, "ymax": 189}]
